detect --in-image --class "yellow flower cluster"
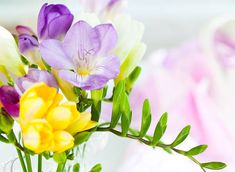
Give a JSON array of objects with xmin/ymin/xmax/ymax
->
[{"xmin": 19, "ymin": 83, "xmax": 97, "ymax": 154}]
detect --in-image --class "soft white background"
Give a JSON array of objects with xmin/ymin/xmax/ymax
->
[{"xmin": 0, "ymin": 0, "xmax": 235, "ymax": 171}]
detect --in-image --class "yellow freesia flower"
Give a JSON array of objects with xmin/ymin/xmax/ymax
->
[{"xmin": 20, "ymin": 83, "xmax": 97, "ymax": 154}]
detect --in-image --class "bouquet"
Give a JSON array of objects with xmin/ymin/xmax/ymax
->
[{"xmin": 0, "ymin": 1, "xmax": 226, "ymax": 171}]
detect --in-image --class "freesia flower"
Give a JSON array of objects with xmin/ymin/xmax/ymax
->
[
  {"xmin": 38, "ymin": 3, "xmax": 74, "ymax": 40},
  {"xmin": 18, "ymin": 34, "xmax": 46, "ymax": 69},
  {"xmin": 15, "ymin": 68, "xmax": 58, "ymax": 94},
  {"xmin": 113, "ymin": 15, "xmax": 146, "ymax": 83},
  {"xmin": 0, "ymin": 86, "xmax": 19, "ymax": 117},
  {"xmin": 20, "ymin": 83, "xmax": 97, "ymax": 153},
  {"xmin": 39, "ymin": 20, "xmax": 120, "ymax": 90},
  {"xmin": 0, "ymin": 26, "xmax": 25, "ymax": 76}
]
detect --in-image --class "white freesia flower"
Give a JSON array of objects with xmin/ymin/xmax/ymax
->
[{"xmin": 0, "ymin": 26, "xmax": 25, "ymax": 76}]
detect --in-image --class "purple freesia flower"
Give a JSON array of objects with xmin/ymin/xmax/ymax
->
[
  {"xmin": 15, "ymin": 68, "xmax": 59, "ymax": 94},
  {"xmin": 39, "ymin": 20, "xmax": 120, "ymax": 90},
  {"xmin": 0, "ymin": 86, "xmax": 19, "ymax": 117},
  {"xmin": 38, "ymin": 3, "xmax": 74, "ymax": 40},
  {"xmin": 18, "ymin": 34, "xmax": 39, "ymax": 54}
]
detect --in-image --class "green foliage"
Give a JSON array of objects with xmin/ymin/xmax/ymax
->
[
  {"xmin": 201, "ymin": 162, "xmax": 227, "ymax": 170},
  {"xmin": 73, "ymin": 163, "xmax": 80, "ymax": 172},
  {"xmin": 110, "ymin": 80, "xmax": 125, "ymax": 128},
  {"xmin": 0, "ymin": 110, "xmax": 14, "ymax": 134},
  {"xmin": 89, "ymin": 164, "xmax": 102, "ymax": 172},
  {"xmin": 171, "ymin": 125, "xmax": 191, "ymax": 147},
  {"xmin": 74, "ymin": 132, "xmax": 92, "ymax": 146},
  {"xmin": 53, "ymin": 152, "xmax": 66, "ymax": 164},
  {"xmin": 120, "ymin": 93, "xmax": 132, "ymax": 136},
  {"xmin": 185, "ymin": 145, "xmax": 208, "ymax": 156},
  {"xmin": 139, "ymin": 99, "xmax": 152, "ymax": 138},
  {"xmin": 126, "ymin": 66, "xmax": 142, "ymax": 93},
  {"xmin": 152, "ymin": 112, "xmax": 168, "ymax": 145}
]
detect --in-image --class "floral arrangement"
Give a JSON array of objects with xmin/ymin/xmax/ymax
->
[{"xmin": 0, "ymin": 1, "xmax": 227, "ymax": 172}]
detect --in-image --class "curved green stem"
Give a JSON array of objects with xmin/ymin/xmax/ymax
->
[{"xmin": 96, "ymin": 126, "xmax": 206, "ymax": 172}]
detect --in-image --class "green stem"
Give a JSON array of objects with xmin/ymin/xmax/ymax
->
[
  {"xmin": 56, "ymin": 160, "xmax": 67, "ymax": 172},
  {"xmin": 25, "ymin": 153, "xmax": 33, "ymax": 172},
  {"xmin": 16, "ymin": 148, "xmax": 27, "ymax": 172},
  {"xmin": 96, "ymin": 127, "xmax": 206, "ymax": 172},
  {"xmin": 38, "ymin": 154, "xmax": 42, "ymax": 172}
]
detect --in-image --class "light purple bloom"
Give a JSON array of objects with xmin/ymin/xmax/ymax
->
[
  {"xmin": 38, "ymin": 3, "xmax": 74, "ymax": 40},
  {"xmin": 15, "ymin": 68, "xmax": 59, "ymax": 94},
  {"xmin": 39, "ymin": 20, "xmax": 120, "ymax": 90},
  {"xmin": 0, "ymin": 86, "xmax": 19, "ymax": 117},
  {"xmin": 18, "ymin": 34, "xmax": 39, "ymax": 54}
]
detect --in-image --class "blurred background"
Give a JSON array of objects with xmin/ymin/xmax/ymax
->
[{"xmin": 1, "ymin": 0, "xmax": 235, "ymax": 171}]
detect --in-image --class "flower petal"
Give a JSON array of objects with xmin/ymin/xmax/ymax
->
[
  {"xmin": 94, "ymin": 24, "xmax": 118, "ymax": 55},
  {"xmin": 48, "ymin": 14, "xmax": 73, "ymax": 39},
  {"xmin": 59, "ymin": 70, "xmax": 109, "ymax": 90},
  {"xmin": 63, "ymin": 20, "xmax": 100, "ymax": 60},
  {"xmin": 53, "ymin": 131, "xmax": 74, "ymax": 153},
  {"xmin": 39, "ymin": 39, "xmax": 74, "ymax": 69},
  {"xmin": 0, "ymin": 86, "xmax": 19, "ymax": 117},
  {"xmin": 15, "ymin": 68, "xmax": 59, "ymax": 94},
  {"xmin": 93, "ymin": 55, "xmax": 120, "ymax": 79},
  {"xmin": 66, "ymin": 112, "xmax": 92, "ymax": 135}
]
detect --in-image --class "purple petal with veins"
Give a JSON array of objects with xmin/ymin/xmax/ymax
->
[
  {"xmin": 39, "ymin": 20, "xmax": 120, "ymax": 90},
  {"xmin": 0, "ymin": 86, "xmax": 19, "ymax": 117}
]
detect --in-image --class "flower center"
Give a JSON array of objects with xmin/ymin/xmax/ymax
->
[{"xmin": 77, "ymin": 69, "xmax": 91, "ymax": 76}]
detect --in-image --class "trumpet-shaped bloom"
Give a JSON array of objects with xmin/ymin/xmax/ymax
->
[
  {"xmin": 20, "ymin": 83, "xmax": 96, "ymax": 153},
  {"xmin": 0, "ymin": 26, "xmax": 25, "ymax": 76},
  {"xmin": 0, "ymin": 86, "xmax": 19, "ymax": 117},
  {"xmin": 15, "ymin": 68, "xmax": 58, "ymax": 94},
  {"xmin": 113, "ymin": 15, "xmax": 146, "ymax": 82},
  {"xmin": 38, "ymin": 3, "xmax": 74, "ymax": 40},
  {"xmin": 40, "ymin": 20, "xmax": 120, "ymax": 90}
]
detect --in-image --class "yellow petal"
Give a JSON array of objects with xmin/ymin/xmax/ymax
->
[
  {"xmin": 46, "ymin": 106, "xmax": 72, "ymax": 131},
  {"xmin": 53, "ymin": 131, "xmax": 74, "ymax": 153},
  {"xmin": 82, "ymin": 121, "xmax": 98, "ymax": 131},
  {"xmin": 60, "ymin": 102, "xmax": 80, "ymax": 122},
  {"xmin": 22, "ymin": 119, "xmax": 54, "ymax": 154},
  {"xmin": 47, "ymin": 93, "xmax": 63, "ymax": 112},
  {"xmin": 66, "ymin": 112, "xmax": 92, "ymax": 135},
  {"xmin": 20, "ymin": 83, "xmax": 58, "ymax": 126}
]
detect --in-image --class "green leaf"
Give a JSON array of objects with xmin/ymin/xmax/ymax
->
[
  {"xmin": 42, "ymin": 152, "xmax": 51, "ymax": 160},
  {"xmin": 74, "ymin": 132, "xmax": 92, "ymax": 146},
  {"xmin": 91, "ymin": 101, "xmax": 101, "ymax": 122},
  {"xmin": 126, "ymin": 66, "xmax": 142, "ymax": 93},
  {"xmin": 73, "ymin": 163, "xmax": 80, "ymax": 172},
  {"xmin": 0, "ymin": 110, "xmax": 14, "ymax": 134},
  {"xmin": 89, "ymin": 163, "xmax": 102, "ymax": 172},
  {"xmin": 171, "ymin": 125, "xmax": 191, "ymax": 147},
  {"xmin": 152, "ymin": 112, "xmax": 168, "ymax": 145},
  {"xmin": 139, "ymin": 99, "xmax": 152, "ymax": 138},
  {"xmin": 201, "ymin": 162, "xmax": 227, "ymax": 170},
  {"xmin": 110, "ymin": 80, "xmax": 125, "ymax": 128},
  {"xmin": 53, "ymin": 152, "xmax": 66, "ymax": 164},
  {"xmin": 185, "ymin": 145, "xmax": 208, "ymax": 156},
  {"xmin": 121, "ymin": 93, "xmax": 132, "ymax": 136}
]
